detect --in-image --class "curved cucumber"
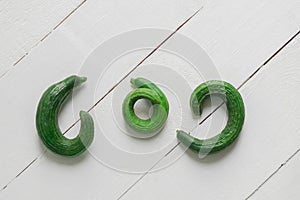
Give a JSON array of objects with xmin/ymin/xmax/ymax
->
[
  {"xmin": 177, "ymin": 80, "xmax": 245, "ymax": 154},
  {"xmin": 36, "ymin": 75, "xmax": 94, "ymax": 156}
]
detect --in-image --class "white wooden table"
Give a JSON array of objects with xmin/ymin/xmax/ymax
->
[{"xmin": 0, "ymin": 0, "xmax": 300, "ymax": 199}]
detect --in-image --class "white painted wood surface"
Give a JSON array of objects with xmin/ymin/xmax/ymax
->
[
  {"xmin": 0, "ymin": 0, "xmax": 299, "ymax": 199},
  {"xmin": 247, "ymin": 38, "xmax": 300, "ymax": 200},
  {"xmin": 121, "ymin": 35, "xmax": 300, "ymax": 200},
  {"xmin": 0, "ymin": 0, "xmax": 84, "ymax": 76},
  {"xmin": 0, "ymin": 0, "xmax": 201, "ymax": 198},
  {"xmin": 253, "ymin": 150, "xmax": 300, "ymax": 200}
]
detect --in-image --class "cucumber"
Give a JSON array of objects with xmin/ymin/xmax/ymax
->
[
  {"xmin": 122, "ymin": 78, "xmax": 169, "ymax": 134},
  {"xmin": 36, "ymin": 75, "xmax": 94, "ymax": 156},
  {"xmin": 177, "ymin": 80, "xmax": 245, "ymax": 154}
]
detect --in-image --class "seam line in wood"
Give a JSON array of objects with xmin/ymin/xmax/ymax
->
[
  {"xmin": 245, "ymin": 148, "xmax": 300, "ymax": 200},
  {"xmin": 10, "ymin": 0, "xmax": 88, "ymax": 68},
  {"xmin": 116, "ymin": 30, "xmax": 300, "ymax": 200},
  {"xmin": 0, "ymin": 7, "xmax": 202, "ymax": 192},
  {"xmin": 244, "ymin": 31, "xmax": 300, "ymax": 198}
]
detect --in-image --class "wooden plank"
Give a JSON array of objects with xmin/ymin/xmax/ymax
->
[
  {"xmin": 115, "ymin": 0, "xmax": 300, "ymax": 197},
  {"xmin": 0, "ymin": 0, "xmax": 201, "ymax": 197},
  {"xmin": 180, "ymin": 0, "xmax": 300, "ymax": 86},
  {"xmin": 0, "ymin": 0, "xmax": 85, "ymax": 76},
  {"xmin": 120, "ymin": 36, "xmax": 300, "ymax": 199},
  {"xmin": 250, "ymin": 150, "xmax": 300, "ymax": 199},
  {"xmin": 1, "ymin": 0, "xmax": 299, "ymax": 199}
]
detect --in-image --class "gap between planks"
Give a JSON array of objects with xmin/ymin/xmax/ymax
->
[
  {"xmin": 0, "ymin": 7, "xmax": 202, "ymax": 192},
  {"xmin": 243, "ymin": 30, "xmax": 300, "ymax": 197},
  {"xmin": 116, "ymin": 30, "xmax": 300, "ymax": 200},
  {"xmin": 11, "ymin": 0, "xmax": 88, "ymax": 67},
  {"xmin": 1, "ymin": 0, "xmax": 299, "ymax": 197},
  {"xmin": 0, "ymin": 0, "xmax": 90, "ymax": 190},
  {"xmin": 245, "ymin": 148, "xmax": 300, "ymax": 199},
  {"xmin": 0, "ymin": 0, "xmax": 89, "ymax": 80}
]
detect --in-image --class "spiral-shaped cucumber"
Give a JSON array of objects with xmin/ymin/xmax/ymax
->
[{"xmin": 122, "ymin": 78, "xmax": 169, "ymax": 134}]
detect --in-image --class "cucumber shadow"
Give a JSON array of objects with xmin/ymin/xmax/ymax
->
[{"xmin": 177, "ymin": 137, "xmax": 239, "ymax": 164}]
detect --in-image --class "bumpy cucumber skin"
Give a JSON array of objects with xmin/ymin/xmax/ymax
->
[
  {"xmin": 122, "ymin": 78, "xmax": 169, "ymax": 134},
  {"xmin": 36, "ymin": 75, "xmax": 94, "ymax": 156},
  {"xmin": 177, "ymin": 80, "xmax": 245, "ymax": 154}
]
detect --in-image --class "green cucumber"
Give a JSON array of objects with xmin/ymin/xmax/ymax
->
[
  {"xmin": 177, "ymin": 80, "xmax": 245, "ymax": 154},
  {"xmin": 36, "ymin": 75, "xmax": 94, "ymax": 156},
  {"xmin": 122, "ymin": 78, "xmax": 169, "ymax": 134}
]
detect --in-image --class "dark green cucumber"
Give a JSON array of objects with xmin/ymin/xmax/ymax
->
[
  {"xmin": 177, "ymin": 80, "xmax": 245, "ymax": 154},
  {"xmin": 36, "ymin": 75, "xmax": 94, "ymax": 156}
]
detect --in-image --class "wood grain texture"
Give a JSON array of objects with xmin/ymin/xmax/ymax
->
[
  {"xmin": 0, "ymin": 0, "xmax": 201, "ymax": 196},
  {"xmin": 245, "ymin": 36, "xmax": 300, "ymax": 200},
  {"xmin": 251, "ymin": 151, "xmax": 300, "ymax": 200},
  {"xmin": 180, "ymin": 0, "xmax": 300, "ymax": 86},
  {"xmin": 0, "ymin": 0, "xmax": 299, "ymax": 199},
  {"xmin": 0, "ymin": 0, "xmax": 84, "ymax": 76},
  {"xmin": 120, "ymin": 36, "xmax": 300, "ymax": 200}
]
